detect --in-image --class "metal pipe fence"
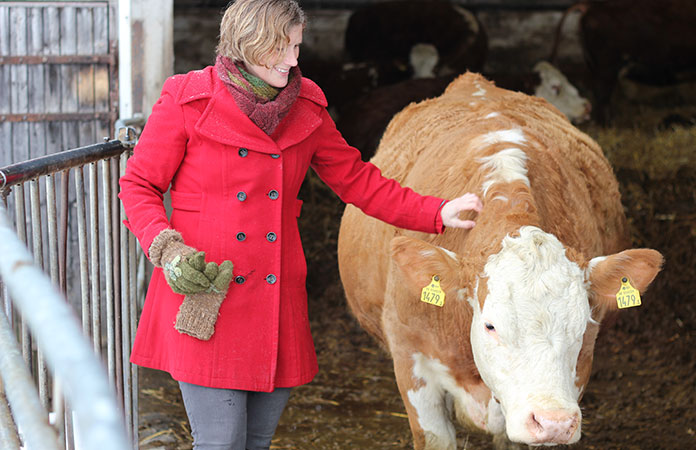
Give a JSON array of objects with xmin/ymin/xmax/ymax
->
[{"xmin": 0, "ymin": 129, "xmax": 140, "ymax": 449}]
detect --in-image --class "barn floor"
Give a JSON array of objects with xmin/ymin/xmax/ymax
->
[{"xmin": 137, "ymin": 95, "xmax": 696, "ymax": 449}]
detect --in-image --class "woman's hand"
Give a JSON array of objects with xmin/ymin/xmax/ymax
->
[{"xmin": 440, "ymin": 193, "xmax": 483, "ymax": 229}]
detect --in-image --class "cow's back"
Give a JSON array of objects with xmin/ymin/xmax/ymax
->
[{"xmin": 337, "ymin": 72, "xmax": 628, "ymax": 345}]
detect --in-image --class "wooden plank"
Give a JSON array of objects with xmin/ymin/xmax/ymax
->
[
  {"xmin": 10, "ymin": 6, "xmax": 28, "ymax": 112},
  {"xmin": 9, "ymin": 7, "xmax": 29, "ymax": 165},
  {"xmin": 78, "ymin": 64, "xmax": 95, "ymax": 113},
  {"xmin": 61, "ymin": 121, "xmax": 79, "ymax": 154},
  {"xmin": 44, "ymin": 6, "xmax": 63, "ymax": 155},
  {"xmin": 76, "ymin": 6, "xmax": 94, "ymax": 54},
  {"xmin": 60, "ymin": 6, "xmax": 78, "ymax": 119},
  {"xmin": 28, "ymin": 6, "xmax": 47, "ymax": 158},
  {"xmin": 95, "ymin": 119, "xmax": 108, "ymax": 141},
  {"xmin": 77, "ymin": 7, "xmax": 95, "ymax": 115},
  {"xmin": 0, "ymin": 122, "xmax": 12, "ymax": 166},
  {"xmin": 29, "ymin": 122, "xmax": 47, "ymax": 158},
  {"xmin": 93, "ymin": 5, "xmax": 107, "ymax": 55},
  {"xmin": 0, "ymin": 6, "xmax": 10, "ymax": 56},
  {"xmin": 43, "ymin": 6, "xmax": 61, "ymax": 56},
  {"xmin": 93, "ymin": 5, "xmax": 109, "ymax": 123},
  {"xmin": 94, "ymin": 65, "xmax": 109, "ymax": 113},
  {"xmin": 11, "ymin": 122, "xmax": 30, "ymax": 167},
  {"xmin": 45, "ymin": 64, "xmax": 62, "ymax": 113},
  {"xmin": 27, "ymin": 6, "xmax": 43, "ymax": 56},
  {"xmin": 78, "ymin": 118, "xmax": 95, "ymax": 147},
  {"xmin": 0, "ymin": 65, "xmax": 10, "ymax": 114},
  {"xmin": 0, "ymin": 6, "xmax": 9, "ymax": 116},
  {"xmin": 46, "ymin": 120, "xmax": 63, "ymax": 154}
]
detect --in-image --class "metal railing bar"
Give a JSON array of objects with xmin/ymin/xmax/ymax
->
[
  {"xmin": 0, "ymin": 140, "xmax": 126, "ymax": 192},
  {"xmin": 111, "ymin": 159, "xmax": 124, "ymax": 403},
  {"xmin": 0, "ymin": 203, "xmax": 130, "ymax": 450},
  {"xmin": 46, "ymin": 174, "xmax": 69, "ymax": 448},
  {"xmin": 88, "ymin": 162, "xmax": 101, "ymax": 355},
  {"xmin": 0, "ymin": 310, "xmax": 60, "ymax": 450},
  {"xmin": 119, "ymin": 153, "xmax": 133, "ymax": 444},
  {"xmin": 1, "ymin": 194, "xmax": 10, "ymax": 328},
  {"xmin": 30, "ymin": 179, "xmax": 50, "ymax": 409},
  {"xmin": 14, "ymin": 186, "xmax": 32, "ymax": 371},
  {"xmin": 102, "ymin": 159, "xmax": 116, "ymax": 387},
  {"xmin": 0, "ymin": 383, "xmax": 22, "ymax": 448},
  {"xmin": 47, "ymin": 174, "xmax": 59, "ymax": 287},
  {"xmin": 128, "ymin": 232, "xmax": 138, "ymax": 447},
  {"xmin": 75, "ymin": 167, "xmax": 91, "ymax": 337},
  {"xmin": 52, "ymin": 381, "xmax": 66, "ymax": 450},
  {"xmin": 59, "ymin": 170, "xmax": 70, "ymax": 294}
]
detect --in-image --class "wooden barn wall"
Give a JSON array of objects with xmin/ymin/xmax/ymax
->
[{"xmin": 0, "ymin": 1, "xmax": 117, "ymax": 167}]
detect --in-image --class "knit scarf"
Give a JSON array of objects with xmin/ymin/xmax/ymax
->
[{"xmin": 215, "ymin": 55, "xmax": 301, "ymax": 135}]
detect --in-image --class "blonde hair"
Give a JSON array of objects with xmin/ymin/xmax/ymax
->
[{"xmin": 217, "ymin": 0, "xmax": 306, "ymax": 67}]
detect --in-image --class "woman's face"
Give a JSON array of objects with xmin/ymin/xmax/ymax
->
[{"xmin": 246, "ymin": 24, "xmax": 303, "ymax": 88}]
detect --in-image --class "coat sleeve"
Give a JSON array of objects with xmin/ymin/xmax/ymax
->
[
  {"xmin": 310, "ymin": 108, "xmax": 446, "ymax": 234},
  {"xmin": 118, "ymin": 78, "xmax": 188, "ymax": 257}
]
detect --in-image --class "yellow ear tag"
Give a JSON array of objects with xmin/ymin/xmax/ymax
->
[
  {"xmin": 616, "ymin": 277, "xmax": 641, "ymax": 309},
  {"xmin": 421, "ymin": 275, "xmax": 445, "ymax": 307}
]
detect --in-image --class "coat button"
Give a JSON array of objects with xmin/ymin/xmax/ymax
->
[
  {"xmin": 266, "ymin": 232, "xmax": 277, "ymax": 242},
  {"xmin": 235, "ymin": 276, "xmax": 246, "ymax": 284},
  {"xmin": 236, "ymin": 232, "xmax": 246, "ymax": 241},
  {"xmin": 239, "ymin": 148, "xmax": 248, "ymax": 157},
  {"xmin": 266, "ymin": 274, "xmax": 277, "ymax": 284},
  {"xmin": 268, "ymin": 189, "xmax": 279, "ymax": 200},
  {"xmin": 270, "ymin": 153, "xmax": 280, "ymax": 159},
  {"xmin": 236, "ymin": 191, "xmax": 247, "ymax": 201}
]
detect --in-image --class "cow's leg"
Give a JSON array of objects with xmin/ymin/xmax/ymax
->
[{"xmin": 393, "ymin": 354, "xmax": 456, "ymax": 450}]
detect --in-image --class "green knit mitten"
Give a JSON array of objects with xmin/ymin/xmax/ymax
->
[
  {"xmin": 175, "ymin": 260, "xmax": 234, "ymax": 340},
  {"xmin": 149, "ymin": 229, "xmax": 211, "ymax": 295}
]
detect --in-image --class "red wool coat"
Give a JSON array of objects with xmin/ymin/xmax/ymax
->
[{"xmin": 119, "ymin": 66, "xmax": 446, "ymax": 392}]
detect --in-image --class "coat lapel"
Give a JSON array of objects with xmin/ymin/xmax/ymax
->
[
  {"xmin": 183, "ymin": 67, "xmax": 325, "ymax": 153},
  {"xmin": 194, "ymin": 76, "xmax": 278, "ymax": 152}
]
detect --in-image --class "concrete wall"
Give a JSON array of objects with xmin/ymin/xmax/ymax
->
[{"xmin": 173, "ymin": 4, "xmax": 585, "ymax": 76}]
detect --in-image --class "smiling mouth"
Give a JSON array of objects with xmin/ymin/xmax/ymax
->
[{"xmin": 275, "ymin": 67, "xmax": 289, "ymax": 74}]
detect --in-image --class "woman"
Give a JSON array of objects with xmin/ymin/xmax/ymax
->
[{"xmin": 119, "ymin": 0, "xmax": 482, "ymax": 448}]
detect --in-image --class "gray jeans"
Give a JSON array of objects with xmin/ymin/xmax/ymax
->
[{"xmin": 178, "ymin": 381, "xmax": 292, "ymax": 450}]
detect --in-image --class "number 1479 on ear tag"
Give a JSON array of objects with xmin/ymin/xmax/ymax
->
[
  {"xmin": 616, "ymin": 277, "xmax": 641, "ymax": 309},
  {"xmin": 421, "ymin": 275, "xmax": 445, "ymax": 307}
]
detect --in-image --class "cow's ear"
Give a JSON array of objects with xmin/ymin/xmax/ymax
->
[
  {"xmin": 586, "ymin": 249, "xmax": 663, "ymax": 312},
  {"xmin": 390, "ymin": 236, "xmax": 461, "ymax": 297}
]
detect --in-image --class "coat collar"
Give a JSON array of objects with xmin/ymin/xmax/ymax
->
[{"xmin": 173, "ymin": 66, "xmax": 327, "ymax": 153}]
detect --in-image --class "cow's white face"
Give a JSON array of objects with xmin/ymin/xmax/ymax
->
[
  {"xmin": 533, "ymin": 61, "xmax": 592, "ymax": 124},
  {"xmin": 468, "ymin": 226, "xmax": 590, "ymax": 445}
]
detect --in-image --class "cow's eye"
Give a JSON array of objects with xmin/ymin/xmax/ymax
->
[{"xmin": 485, "ymin": 323, "xmax": 495, "ymax": 332}]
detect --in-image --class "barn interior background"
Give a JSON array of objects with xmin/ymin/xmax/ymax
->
[
  {"xmin": 136, "ymin": 0, "xmax": 696, "ymax": 448},
  {"xmin": 1, "ymin": 0, "xmax": 693, "ymax": 448}
]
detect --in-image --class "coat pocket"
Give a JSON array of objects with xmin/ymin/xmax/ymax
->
[
  {"xmin": 169, "ymin": 190, "xmax": 202, "ymax": 246},
  {"xmin": 170, "ymin": 190, "xmax": 202, "ymax": 211}
]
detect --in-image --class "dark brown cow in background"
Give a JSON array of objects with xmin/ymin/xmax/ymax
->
[
  {"xmin": 551, "ymin": 0, "xmax": 696, "ymax": 122},
  {"xmin": 337, "ymin": 73, "xmax": 662, "ymax": 448},
  {"xmin": 336, "ymin": 62, "xmax": 591, "ymax": 161},
  {"xmin": 344, "ymin": 0, "xmax": 487, "ymax": 85}
]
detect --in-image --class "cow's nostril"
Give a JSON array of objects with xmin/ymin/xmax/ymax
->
[{"xmin": 527, "ymin": 410, "xmax": 579, "ymax": 443}]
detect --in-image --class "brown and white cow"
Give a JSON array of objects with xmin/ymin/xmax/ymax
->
[{"xmin": 337, "ymin": 72, "xmax": 662, "ymax": 449}]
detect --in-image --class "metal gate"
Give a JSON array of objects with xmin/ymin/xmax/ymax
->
[{"xmin": 0, "ymin": 131, "xmax": 139, "ymax": 449}]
